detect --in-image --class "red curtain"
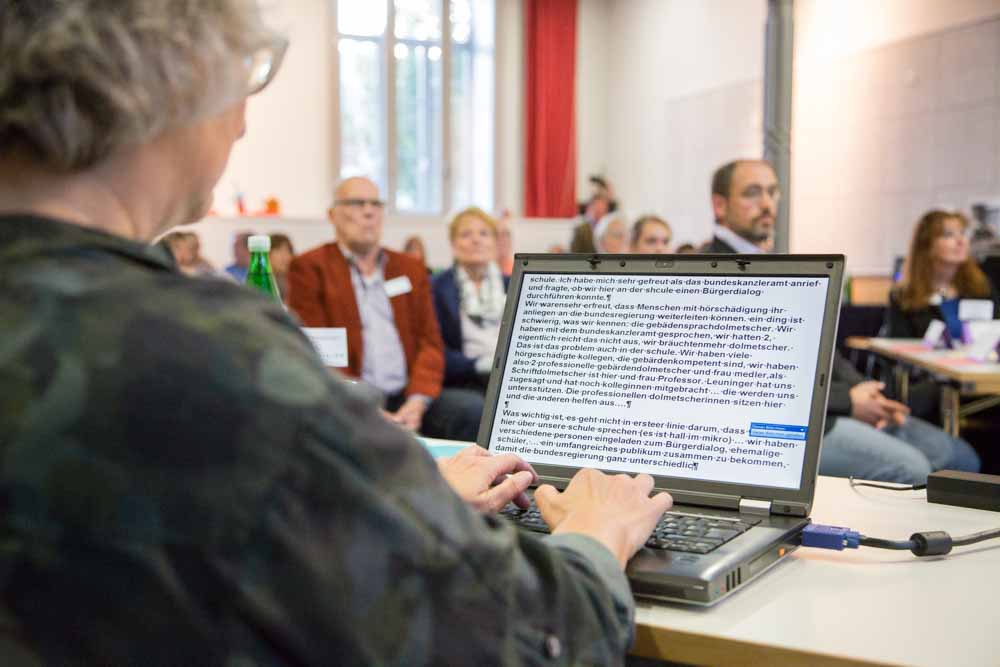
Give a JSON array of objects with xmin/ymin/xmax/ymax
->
[{"xmin": 524, "ymin": 0, "xmax": 578, "ymax": 217}]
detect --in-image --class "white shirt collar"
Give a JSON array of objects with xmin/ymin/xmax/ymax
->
[
  {"xmin": 713, "ymin": 224, "xmax": 766, "ymax": 254},
  {"xmin": 338, "ymin": 242, "xmax": 386, "ymax": 270}
]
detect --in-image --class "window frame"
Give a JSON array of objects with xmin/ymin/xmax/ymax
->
[{"xmin": 331, "ymin": 0, "xmax": 498, "ymax": 217}]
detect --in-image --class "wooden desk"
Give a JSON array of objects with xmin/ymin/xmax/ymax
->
[
  {"xmin": 423, "ymin": 440, "xmax": 1000, "ymax": 666},
  {"xmin": 845, "ymin": 337, "xmax": 1000, "ymax": 436}
]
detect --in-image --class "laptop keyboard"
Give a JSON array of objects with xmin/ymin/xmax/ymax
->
[{"xmin": 500, "ymin": 500, "xmax": 760, "ymax": 555}]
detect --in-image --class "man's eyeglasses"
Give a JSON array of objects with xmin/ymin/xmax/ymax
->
[
  {"xmin": 246, "ymin": 36, "xmax": 289, "ymax": 96},
  {"xmin": 335, "ymin": 198, "xmax": 386, "ymax": 209},
  {"xmin": 741, "ymin": 185, "xmax": 782, "ymax": 201}
]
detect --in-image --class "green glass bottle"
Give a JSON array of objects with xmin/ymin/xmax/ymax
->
[{"xmin": 245, "ymin": 234, "xmax": 281, "ymax": 302}]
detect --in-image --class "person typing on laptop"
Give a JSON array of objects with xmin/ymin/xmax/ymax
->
[
  {"xmin": 706, "ymin": 159, "xmax": 979, "ymax": 483},
  {"xmin": 0, "ymin": 3, "xmax": 672, "ymax": 663}
]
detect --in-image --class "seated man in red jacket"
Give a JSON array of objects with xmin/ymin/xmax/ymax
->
[{"xmin": 288, "ymin": 177, "xmax": 483, "ymax": 440}]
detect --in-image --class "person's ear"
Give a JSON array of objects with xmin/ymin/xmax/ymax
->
[{"xmin": 711, "ymin": 193, "xmax": 728, "ymax": 223}]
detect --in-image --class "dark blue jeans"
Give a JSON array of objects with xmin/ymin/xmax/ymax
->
[{"xmin": 386, "ymin": 388, "xmax": 485, "ymax": 442}]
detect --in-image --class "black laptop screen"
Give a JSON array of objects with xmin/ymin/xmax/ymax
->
[{"xmin": 488, "ymin": 272, "xmax": 830, "ymax": 491}]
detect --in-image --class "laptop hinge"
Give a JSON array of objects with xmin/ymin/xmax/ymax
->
[{"xmin": 738, "ymin": 498, "xmax": 772, "ymax": 516}]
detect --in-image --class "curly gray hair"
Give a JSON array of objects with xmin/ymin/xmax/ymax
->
[{"xmin": 0, "ymin": 0, "xmax": 281, "ymax": 171}]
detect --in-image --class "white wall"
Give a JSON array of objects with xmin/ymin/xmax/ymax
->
[
  {"xmin": 796, "ymin": 0, "xmax": 1000, "ymax": 67},
  {"xmin": 792, "ymin": 1, "xmax": 1000, "ymax": 274},
  {"xmin": 601, "ymin": 0, "xmax": 767, "ymax": 246},
  {"xmin": 214, "ymin": 0, "xmax": 333, "ymax": 218},
  {"xmin": 496, "ymin": 0, "xmax": 525, "ymax": 214}
]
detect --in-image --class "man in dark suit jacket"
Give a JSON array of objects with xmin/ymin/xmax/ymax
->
[
  {"xmin": 704, "ymin": 159, "xmax": 779, "ymax": 254},
  {"xmin": 287, "ymin": 177, "xmax": 482, "ymax": 440},
  {"xmin": 702, "ymin": 160, "xmax": 979, "ymax": 482}
]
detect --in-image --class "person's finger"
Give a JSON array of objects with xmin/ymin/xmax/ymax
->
[
  {"xmin": 633, "ymin": 473, "xmax": 656, "ymax": 495},
  {"xmin": 534, "ymin": 483, "xmax": 568, "ymax": 528},
  {"xmin": 451, "ymin": 445, "xmax": 486, "ymax": 462},
  {"xmin": 483, "ymin": 470, "xmax": 535, "ymax": 513},
  {"xmin": 881, "ymin": 398, "xmax": 910, "ymax": 415},
  {"xmin": 484, "ymin": 453, "xmax": 538, "ymax": 482},
  {"xmin": 512, "ymin": 490, "xmax": 532, "ymax": 510},
  {"xmin": 649, "ymin": 491, "xmax": 674, "ymax": 515},
  {"xmin": 875, "ymin": 417, "xmax": 888, "ymax": 430}
]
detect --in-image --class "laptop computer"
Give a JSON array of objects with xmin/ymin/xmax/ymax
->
[{"xmin": 479, "ymin": 252, "xmax": 844, "ymax": 605}]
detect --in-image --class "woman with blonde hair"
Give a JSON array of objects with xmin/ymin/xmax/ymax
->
[
  {"xmin": 432, "ymin": 207, "xmax": 509, "ymax": 389},
  {"xmin": 630, "ymin": 215, "xmax": 673, "ymax": 254},
  {"xmin": 887, "ymin": 210, "xmax": 999, "ymax": 340}
]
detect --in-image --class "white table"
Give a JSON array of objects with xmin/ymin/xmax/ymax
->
[
  {"xmin": 423, "ymin": 440, "xmax": 1000, "ymax": 666},
  {"xmin": 633, "ymin": 475, "xmax": 1000, "ymax": 667}
]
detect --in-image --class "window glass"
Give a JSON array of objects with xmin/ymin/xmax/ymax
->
[
  {"xmin": 338, "ymin": 0, "xmax": 387, "ymax": 36},
  {"xmin": 339, "ymin": 38, "xmax": 387, "ymax": 193}
]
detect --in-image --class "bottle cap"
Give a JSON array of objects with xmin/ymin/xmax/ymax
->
[{"xmin": 247, "ymin": 235, "xmax": 271, "ymax": 252}]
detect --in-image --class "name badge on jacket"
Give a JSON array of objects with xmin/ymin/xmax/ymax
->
[{"xmin": 384, "ymin": 275, "xmax": 413, "ymax": 298}]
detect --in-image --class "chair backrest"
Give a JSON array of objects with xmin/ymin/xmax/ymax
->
[{"xmin": 981, "ymin": 255, "xmax": 1000, "ymax": 294}]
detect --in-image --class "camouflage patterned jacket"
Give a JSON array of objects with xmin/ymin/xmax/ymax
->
[{"xmin": 0, "ymin": 215, "xmax": 634, "ymax": 666}]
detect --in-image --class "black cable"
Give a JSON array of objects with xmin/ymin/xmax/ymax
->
[
  {"xmin": 951, "ymin": 527, "xmax": 1000, "ymax": 547},
  {"xmin": 861, "ymin": 529, "xmax": 1000, "ymax": 556},
  {"xmin": 849, "ymin": 477, "xmax": 926, "ymax": 491},
  {"xmin": 859, "ymin": 536, "xmax": 914, "ymax": 550}
]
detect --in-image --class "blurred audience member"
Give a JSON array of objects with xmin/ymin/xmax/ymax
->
[
  {"xmin": 287, "ymin": 177, "xmax": 483, "ymax": 441},
  {"xmin": 184, "ymin": 232, "xmax": 216, "ymax": 277},
  {"xmin": 162, "ymin": 231, "xmax": 194, "ymax": 270},
  {"xmin": 887, "ymin": 210, "xmax": 1000, "ymax": 340},
  {"xmin": 496, "ymin": 209, "xmax": 514, "ymax": 277},
  {"xmin": 705, "ymin": 160, "xmax": 778, "ymax": 254},
  {"xmin": 593, "ymin": 213, "xmax": 628, "ymax": 254},
  {"xmin": 224, "ymin": 230, "xmax": 253, "ymax": 282},
  {"xmin": 403, "ymin": 235, "xmax": 430, "ymax": 272},
  {"xmin": 269, "ymin": 233, "xmax": 296, "ymax": 300},
  {"xmin": 704, "ymin": 160, "xmax": 977, "ymax": 482},
  {"xmin": 676, "ymin": 243, "xmax": 697, "ymax": 254},
  {"xmin": 161, "ymin": 231, "xmax": 214, "ymax": 277},
  {"xmin": 631, "ymin": 215, "xmax": 673, "ymax": 254},
  {"xmin": 569, "ymin": 176, "xmax": 616, "ymax": 253},
  {"xmin": 432, "ymin": 207, "xmax": 508, "ymax": 391}
]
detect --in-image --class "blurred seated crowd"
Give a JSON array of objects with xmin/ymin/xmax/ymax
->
[{"xmin": 164, "ymin": 159, "xmax": 999, "ymax": 482}]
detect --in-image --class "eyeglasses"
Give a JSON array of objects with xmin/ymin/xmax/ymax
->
[
  {"xmin": 939, "ymin": 228, "xmax": 974, "ymax": 242},
  {"xmin": 741, "ymin": 185, "xmax": 782, "ymax": 200},
  {"xmin": 335, "ymin": 198, "xmax": 386, "ymax": 209},
  {"xmin": 245, "ymin": 36, "xmax": 289, "ymax": 96}
]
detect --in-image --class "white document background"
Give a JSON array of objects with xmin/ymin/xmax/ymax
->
[{"xmin": 488, "ymin": 273, "xmax": 830, "ymax": 490}]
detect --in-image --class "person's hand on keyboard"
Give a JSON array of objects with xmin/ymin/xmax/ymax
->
[
  {"xmin": 535, "ymin": 470, "xmax": 673, "ymax": 569},
  {"xmin": 437, "ymin": 445, "xmax": 538, "ymax": 513}
]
